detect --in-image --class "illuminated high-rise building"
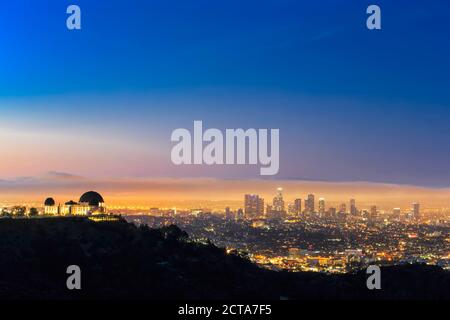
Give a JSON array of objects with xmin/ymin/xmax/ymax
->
[
  {"xmin": 244, "ymin": 194, "xmax": 264, "ymax": 218},
  {"xmin": 370, "ymin": 205, "xmax": 378, "ymax": 219},
  {"xmin": 225, "ymin": 207, "xmax": 234, "ymax": 220},
  {"xmin": 288, "ymin": 203, "xmax": 296, "ymax": 215},
  {"xmin": 294, "ymin": 199, "xmax": 302, "ymax": 216},
  {"xmin": 412, "ymin": 203, "xmax": 420, "ymax": 220},
  {"xmin": 350, "ymin": 199, "xmax": 357, "ymax": 216},
  {"xmin": 272, "ymin": 188, "xmax": 285, "ymax": 213},
  {"xmin": 318, "ymin": 198, "xmax": 325, "ymax": 216},
  {"xmin": 236, "ymin": 208, "xmax": 244, "ymax": 220},
  {"xmin": 328, "ymin": 207, "xmax": 336, "ymax": 217},
  {"xmin": 258, "ymin": 198, "xmax": 264, "ymax": 216},
  {"xmin": 305, "ymin": 194, "xmax": 315, "ymax": 214},
  {"xmin": 338, "ymin": 203, "xmax": 347, "ymax": 220},
  {"xmin": 392, "ymin": 208, "xmax": 401, "ymax": 220}
]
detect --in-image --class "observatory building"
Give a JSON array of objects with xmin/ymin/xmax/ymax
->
[{"xmin": 44, "ymin": 191, "xmax": 106, "ymax": 216}]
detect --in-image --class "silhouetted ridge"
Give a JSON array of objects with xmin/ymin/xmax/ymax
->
[{"xmin": 0, "ymin": 217, "xmax": 448, "ymax": 300}]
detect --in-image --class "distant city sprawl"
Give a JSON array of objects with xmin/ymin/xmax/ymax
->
[{"xmin": 117, "ymin": 188, "xmax": 450, "ymax": 274}]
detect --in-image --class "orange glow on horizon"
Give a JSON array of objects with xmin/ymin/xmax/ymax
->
[{"xmin": 2, "ymin": 176, "xmax": 450, "ymax": 211}]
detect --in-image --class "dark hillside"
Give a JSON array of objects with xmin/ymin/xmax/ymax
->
[{"xmin": 0, "ymin": 217, "xmax": 448, "ymax": 300}]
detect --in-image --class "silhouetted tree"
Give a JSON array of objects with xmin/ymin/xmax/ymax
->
[
  {"xmin": 29, "ymin": 208, "xmax": 39, "ymax": 217},
  {"xmin": 12, "ymin": 206, "xmax": 26, "ymax": 217}
]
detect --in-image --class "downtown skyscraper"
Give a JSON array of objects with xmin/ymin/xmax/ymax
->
[
  {"xmin": 350, "ymin": 199, "xmax": 357, "ymax": 216},
  {"xmin": 412, "ymin": 203, "xmax": 420, "ymax": 220},
  {"xmin": 318, "ymin": 198, "xmax": 325, "ymax": 216},
  {"xmin": 294, "ymin": 199, "xmax": 302, "ymax": 216},
  {"xmin": 272, "ymin": 188, "xmax": 285, "ymax": 213},
  {"xmin": 244, "ymin": 194, "xmax": 264, "ymax": 218},
  {"xmin": 305, "ymin": 194, "xmax": 315, "ymax": 214}
]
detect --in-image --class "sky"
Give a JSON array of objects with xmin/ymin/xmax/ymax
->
[{"xmin": 1, "ymin": 0, "xmax": 450, "ymax": 192}]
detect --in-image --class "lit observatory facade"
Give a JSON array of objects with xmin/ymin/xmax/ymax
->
[{"xmin": 44, "ymin": 191, "xmax": 106, "ymax": 216}]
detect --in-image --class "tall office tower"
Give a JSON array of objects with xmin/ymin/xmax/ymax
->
[
  {"xmin": 288, "ymin": 203, "xmax": 296, "ymax": 215},
  {"xmin": 412, "ymin": 203, "xmax": 420, "ymax": 220},
  {"xmin": 328, "ymin": 207, "xmax": 337, "ymax": 217},
  {"xmin": 244, "ymin": 194, "xmax": 264, "ymax": 218},
  {"xmin": 294, "ymin": 199, "xmax": 302, "ymax": 216},
  {"xmin": 350, "ymin": 199, "xmax": 357, "ymax": 216},
  {"xmin": 318, "ymin": 198, "xmax": 325, "ymax": 216},
  {"xmin": 225, "ymin": 207, "xmax": 234, "ymax": 220},
  {"xmin": 236, "ymin": 208, "xmax": 244, "ymax": 220},
  {"xmin": 304, "ymin": 198, "xmax": 310, "ymax": 213},
  {"xmin": 337, "ymin": 203, "xmax": 347, "ymax": 220},
  {"xmin": 370, "ymin": 205, "xmax": 378, "ymax": 219},
  {"xmin": 392, "ymin": 208, "xmax": 401, "ymax": 220},
  {"xmin": 258, "ymin": 198, "xmax": 264, "ymax": 216},
  {"xmin": 305, "ymin": 194, "xmax": 315, "ymax": 214},
  {"xmin": 272, "ymin": 188, "xmax": 285, "ymax": 213}
]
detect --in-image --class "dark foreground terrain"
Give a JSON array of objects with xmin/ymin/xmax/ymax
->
[{"xmin": 0, "ymin": 217, "xmax": 448, "ymax": 300}]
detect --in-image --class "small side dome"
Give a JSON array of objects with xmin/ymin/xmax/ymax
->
[
  {"xmin": 44, "ymin": 197, "xmax": 55, "ymax": 206},
  {"xmin": 79, "ymin": 191, "xmax": 104, "ymax": 206}
]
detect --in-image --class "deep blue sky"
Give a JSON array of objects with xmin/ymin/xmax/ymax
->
[{"xmin": 1, "ymin": 0, "xmax": 450, "ymax": 186}]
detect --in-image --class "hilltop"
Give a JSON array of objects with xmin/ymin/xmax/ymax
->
[{"xmin": 0, "ymin": 217, "xmax": 448, "ymax": 300}]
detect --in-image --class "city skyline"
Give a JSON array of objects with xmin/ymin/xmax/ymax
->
[
  {"xmin": 2, "ymin": 172, "xmax": 450, "ymax": 212},
  {"xmin": 241, "ymin": 188, "xmax": 422, "ymax": 220}
]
